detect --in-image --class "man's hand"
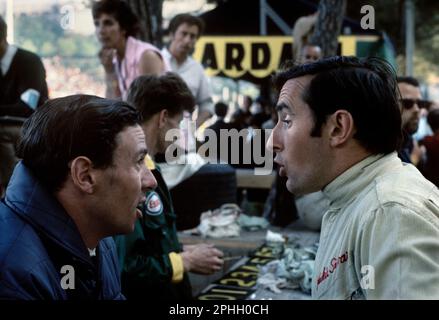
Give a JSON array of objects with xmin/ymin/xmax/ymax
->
[
  {"xmin": 181, "ymin": 243, "xmax": 224, "ymax": 275},
  {"xmin": 182, "ymin": 244, "xmax": 198, "ymax": 252}
]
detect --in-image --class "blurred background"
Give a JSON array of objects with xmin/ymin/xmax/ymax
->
[{"xmin": 2, "ymin": 0, "xmax": 438, "ymax": 110}]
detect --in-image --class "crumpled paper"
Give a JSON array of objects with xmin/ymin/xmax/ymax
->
[
  {"xmin": 197, "ymin": 204, "xmax": 241, "ymax": 238},
  {"xmin": 257, "ymin": 242, "xmax": 318, "ymax": 294}
]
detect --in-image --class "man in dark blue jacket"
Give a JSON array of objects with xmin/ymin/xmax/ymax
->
[{"xmin": 0, "ymin": 94, "xmax": 157, "ymax": 299}]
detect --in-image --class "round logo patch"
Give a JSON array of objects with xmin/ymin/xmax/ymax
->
[{"xmin": 144, "ymin": 191, "xmax": 163, "ymax": 216}]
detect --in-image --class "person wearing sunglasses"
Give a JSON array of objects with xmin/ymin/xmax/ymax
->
[{"xmin": 397, "ymin": 76, "xmax": 425, "ymax": 165}]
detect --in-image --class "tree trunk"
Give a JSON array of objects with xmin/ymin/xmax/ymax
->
[
  {"xmin": 309, "ymin": 0, "xmax": 346, "ymax": 57},
  {"xmin": 124, "ymin": 0, "xmax": 164, "ymax": 47}
]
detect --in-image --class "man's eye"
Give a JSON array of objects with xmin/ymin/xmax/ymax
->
[{"xmin": 281, "ymin": 119, "xmax": 291, "ymax": 126}]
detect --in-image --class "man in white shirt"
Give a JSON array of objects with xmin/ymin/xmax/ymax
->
[
  {"xmin": 267, "ymin": 56, "xmax": 439, "ymax": 299},
  {"xmin": 162, "ymin": 13, "xmax": 213, "ymax": 127}
]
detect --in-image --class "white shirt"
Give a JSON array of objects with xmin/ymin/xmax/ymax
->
[
  {"xmin": 1, "ymin": 44, "xmax": 18, "ymax": 75},
  {"xmin": 313, "ymin": 152, "xmax": 439, "ymax": 299},
  {"xmin": 88, "ymin": 248, "xmax": 97, "ymax": 257},
  {"xmin": 161, "ymin": 47, "xmax": 214, "ymax": 114}
]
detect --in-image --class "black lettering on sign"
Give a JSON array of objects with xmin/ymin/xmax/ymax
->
[
  {"xmin": 251, "ymin": 43, "xmax": 270, "ymax": 69},
  {"xmin": 225, "ymin": 43, "xmax": 244, "ymax": 71},
  {"xmin": 279, "ymin": 42, "xmax": 293, "ymax": 67},
  {"xmin": 201, "ymin": 42, "xmax": 218, "ymax": 69}
]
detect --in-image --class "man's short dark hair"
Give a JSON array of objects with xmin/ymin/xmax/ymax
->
[
  {"xmin": 273, "ymin": 56, "xmax": 402, "ymax": 155},
  {"xmin": 17, "ymin": 95, "xmax": 140, "ymax": 193},
  {"xmin": 127, "ymin": 72, "xmax": 195, "ymax": 121},
  {"xmin": 168, "ymin": 13, "xmax": 204, "ymax": 37},
  {"xmin": 214, "ymin": 102, "xmax": 228, "ymax": 118},
  {"xmin": 92, "ymin": 0, "xmax": 139, "ymax": 37},
  {"xmin": 0, "ymin": 15, "xmax": 7, "ymax": 41},
  {"xmin": 397, "ymin": 76, "xmax": 420, "ymax": 87},
  {"xmin": 427, "ymin": 109, "xmax": 439, "ymax": 132}
]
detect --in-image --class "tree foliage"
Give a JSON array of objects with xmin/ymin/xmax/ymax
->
[{"xmin": 14, "ymin": 6, "xmax": 99, "ymax": 58}]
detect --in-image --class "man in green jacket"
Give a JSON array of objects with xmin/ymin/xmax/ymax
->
[{"xmin": 114, "ymin": 73, "xmax": 224, "ymax": 300}]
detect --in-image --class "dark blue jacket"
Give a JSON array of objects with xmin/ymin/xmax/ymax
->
[{"xmin": 0, "ymin": 162, "xmax": 124, "ymax": 300}]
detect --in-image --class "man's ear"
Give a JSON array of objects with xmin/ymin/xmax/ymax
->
[
  {"xmin": 158, "ymin": 109, "xmax": 169, "ymax": 129},
  {"xmin": 69, "ymin": 157, "xmax": 97, "ymax": 194},
  {"xmin": 327, "ymin": 110, "xmax": 355, "ymax": 148}
]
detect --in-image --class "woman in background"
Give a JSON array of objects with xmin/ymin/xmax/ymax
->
[{"xmin": 92, "ymin": 0, "xmax": 169, "ymax": 99}]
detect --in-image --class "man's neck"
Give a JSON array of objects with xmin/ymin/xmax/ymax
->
[
  {"xmin": 56, "ymin": 186, "xmax": 102, "ymax": 249},
  {"xmin": 169, "ymin": 45, "xmax": 187, "ymax": 66},
  {"xmin": 323, "ymin": 146, "xmax": 372, "ymax": 191}
]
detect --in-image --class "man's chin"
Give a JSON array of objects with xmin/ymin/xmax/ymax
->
[
  {"xmin": 407, "ymin": 125, "xmax": 419, "ymax": 135},
  {"xmin": 285, "ymin": 180, "xmax": 297, "ymax": 195},
  {"xmin": 286, "ymin": 180, "xmax": 320, "ymax": 196}
]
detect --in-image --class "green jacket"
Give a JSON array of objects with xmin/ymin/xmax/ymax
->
[{"xmin": 114, "ymin": 165, "xmax": 192, "ymax": 300}]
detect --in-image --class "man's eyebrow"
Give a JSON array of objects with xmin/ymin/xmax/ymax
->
[
  {"xmin": 137, "ymin": 148, "xmax": 148, "ymax": 158},
  {"xmin": 275, "ymin": 103, "xmax": 290, "ymax": 113}
]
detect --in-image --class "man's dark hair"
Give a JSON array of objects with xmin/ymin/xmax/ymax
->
[
  {"xmin": 397, "ymin": 76, "xmax": 420, "ymax": 87},
  {"xmin": 214, "ymin": 102, "xmax": 228, "ymax": 118},
  {"xmin": 273, "ymin": 56, "xmax": 402, "ymax": 154},
  {"xmin": 427, "ymin": 109, "xmax": 439, "ymax": 132},
  {"xmin": 17, "ymin": 95, "xmax": 140, "ymax": 193},
  {"xmin": 0, "ymin": 15, "xmax": 6, "ymax": 41},
  {"xmin": 168, "ymin": 13, "xmax": 204, "ymax": 37},
  {"xmin": 92, "ymin": 0, "xmax": 140, "ymax": 37},
  {"xmin": 127, "ymin": 72, "xmax": 195, "ymax": 121}
]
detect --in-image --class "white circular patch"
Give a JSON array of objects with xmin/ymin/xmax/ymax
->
[{"xmin": 145, "ymin": 191, "xmax": 163, "ymax": 216}]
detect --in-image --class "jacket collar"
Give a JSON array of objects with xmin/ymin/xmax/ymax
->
[
  {"xmin": 322, "ymin": 152, "xmax": 401, "ymax": 209},
  {"xmin": 5, "ymin": 162, "xmax": 95, "ymax": 263}
]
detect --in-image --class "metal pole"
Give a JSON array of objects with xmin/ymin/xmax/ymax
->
[
  {"xmin": 6, "ymin": 0, "xmax": 14, "ymax": 44},
  {"xmin": 405, "ymin": 0, "xmax": 415, "ymax": 76},
  {"xmin": 260, "ymin": 0, "xmax": 266, "ymax": 35}
]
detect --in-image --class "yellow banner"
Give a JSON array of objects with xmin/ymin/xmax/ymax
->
[{"xmin": 193, "ymin": 35, "xmax": 379, "ymax": 79}]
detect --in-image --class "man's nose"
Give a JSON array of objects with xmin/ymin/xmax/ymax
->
[
  {"xmin": 266, "ymin": 130, "xmax": 274, "ymax": 153},
  {"xmin": 413, "ymin": 101, "xmax": 421, "ymax": 113},
  {"xmin": 266, "ymin": 125, "xmax": 281, "ymax": 154},
  {"xmin": 184, "ymin": 35, "xmax": 194, "ymax": 44},
  {"xmin": 142, "ymin": 168, "xmax": 157, "ymax": 192}
]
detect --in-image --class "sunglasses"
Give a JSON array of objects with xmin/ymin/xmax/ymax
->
[{"xmin": 400, "ymin": 98, "xmax": 432, "ymax": 110}]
